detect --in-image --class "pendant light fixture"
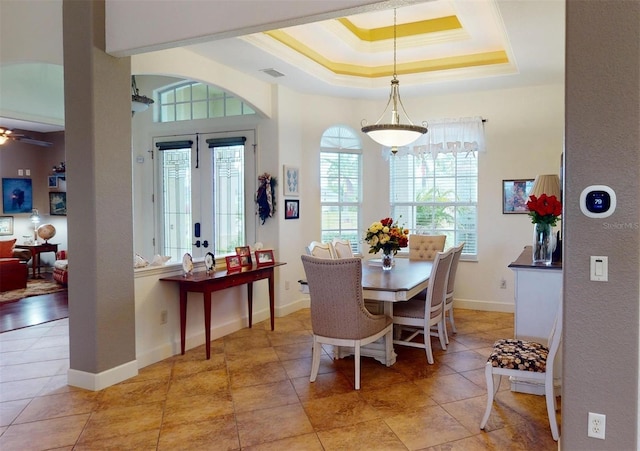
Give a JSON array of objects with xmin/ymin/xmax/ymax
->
[
  {"xmin": 361, "ymin": 9, "xmax": 427, "ymax": 154},
  {"xmin": 131, "ymin": 75, "xmax": 154, "ymax": 115}
]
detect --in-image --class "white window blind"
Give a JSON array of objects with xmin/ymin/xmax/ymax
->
[
  {"xmin": 390, "ymin": 117, "xmax": 483, "ymax": 258},
  {"xmin": 320, "ymin": 125, "xmax": 362, "ymax": 253}
]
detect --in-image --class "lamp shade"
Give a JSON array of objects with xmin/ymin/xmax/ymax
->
[{"xmin": 530, "ymin": 174, "xmax": 561, "ymax": 199}]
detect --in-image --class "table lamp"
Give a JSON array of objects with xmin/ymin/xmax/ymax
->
[{"xmin": 30, "ymin": 208, "xmax": 40, "ymax": 242}]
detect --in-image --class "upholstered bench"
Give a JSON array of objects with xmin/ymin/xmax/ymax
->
[
  {"xmin": 0, "ymin": 258, "xmax": 28, "ymax": 291},
  {"xmin": 53, "ymin": 250, "xmax": 68, "ymax": 286}
]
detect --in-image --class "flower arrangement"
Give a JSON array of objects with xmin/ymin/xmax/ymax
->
[
  {"xmin": 364, "ymin": 217, "xmax": 409, "ymax": 255},
  {"xmin": 526, "ymin": 194, "xmax": 562, "ymax": 226}
]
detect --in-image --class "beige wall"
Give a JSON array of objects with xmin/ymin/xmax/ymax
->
[{"xmin": 564, "ymin": 0, "xmax": 639, "ymax": 448}]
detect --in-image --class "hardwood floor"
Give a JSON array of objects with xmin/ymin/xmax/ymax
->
[{"xmin": 0, "ymin": 288, "xmax": 68, "ymax": 333}]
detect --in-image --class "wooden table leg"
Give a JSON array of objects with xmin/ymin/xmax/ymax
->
[
  {"xmin": 179, "ymin": 287, "xmax": 187, "ymax": 355},
  {"xmin": 204, "ymin": 291, "xmax": 212, "ymax": 360},
  {"xmin": 268, "ymin": 270, "xmax": 275, "ymax": 331},
  {"xmin": 247, "ymin": 283, "xmax": 253, "ymax": 328}
]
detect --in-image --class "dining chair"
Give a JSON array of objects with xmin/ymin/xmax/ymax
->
[
  {"xmin": 332, "ymin": 238, "xmax": 354, "ymax": 258},
  {"xmin": 408, "ymin": 234, "xmax": 446, "ymax": 261},
  {"xmin": 305, "ymin": 241, "xmax": 335, "ymax": 259},
  {"xmin": 301, "ymin": 255, "xmax": 393, "ymax": 390},
  {"xmin": 392, "ymin": 247, "xmax": 455, "ymax": 364},
  {"xmin": 443, "ymin": 242, "xmax": 465, "ymax": 343},
  {"xmin": 480, "ymin": 301, "xmax": 563, "ymax": 441}
]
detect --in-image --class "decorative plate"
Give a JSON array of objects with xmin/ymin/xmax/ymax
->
[
  {"xmin": 204, "ymin": 252, "xmax": 215, "ymax": 271},
  {"xmin": 182, "ymin": 252, "xmax": 193, "ymax": 274}
]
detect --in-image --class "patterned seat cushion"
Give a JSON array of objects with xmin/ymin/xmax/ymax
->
[{"xmin": 488, "ymin": 339, "xmax": 549, "ymax": 372}]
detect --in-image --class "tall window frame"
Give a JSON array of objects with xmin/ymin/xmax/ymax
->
[
  {"xmin": 320, "ymin": 125, "xmax": 363, "ymax": 254},
  {"xmin": 389, "ymin": 117, "xmax": 484, "ymax": 259}
]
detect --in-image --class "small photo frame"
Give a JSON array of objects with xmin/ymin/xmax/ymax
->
[
  {"xmin": 48, "ymin": 175, "xmax": 58, "ymax": 188},
  {"xmin": 49, "ymin": 192, "xmax": 67, "ymax": 216},
  {"xmin": 236, "ymin": 245, "xmax": 252, "ymax": 266},
  {"xmin": 225, "ymin": 255, "xmax": 241, "ymax": 272},
  {"xmin": 284, "ymin": 199, "xmax": 299, "ymax": 219},
  {"xmin": 502, "ymin": 179, "xmax": 534, "ymax": 214},
  {"xmin": 283, "ymin": 165, "xmax": 299, "ymax": 196},
  {"xmin": 255, "ymin": 249, "xmax": 274, "ymax": 266},
  {"xmin": 0, "ymin": 216, "xmax": 13, "ymax": 235}
]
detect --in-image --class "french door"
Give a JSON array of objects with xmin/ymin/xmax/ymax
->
[{"xmin": 154, "ymin": 130, "xmax": 256, "ymax": 263}]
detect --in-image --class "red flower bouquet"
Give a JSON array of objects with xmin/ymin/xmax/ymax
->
[{"xmin": 526, "ymin": 194, "xmax": 562, "ymax": 226}]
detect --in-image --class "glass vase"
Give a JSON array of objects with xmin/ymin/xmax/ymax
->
[
  {"xmin": 532, "ymin": 222, "xmax": 553, "ymax": 265},
  {"xmin": 382, "ymin": 250, "xmax": 394, "ymax": 271}
]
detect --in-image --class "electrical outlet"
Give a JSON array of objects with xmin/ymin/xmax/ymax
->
[
  {"xmin": 500, "ymin": 278, "xmax": 507, "ymax": 289},
  {"xmin": 160, "ymin": 310, "xmax": 168, "ymax": 325},
  {"xmin": 588, "ymin": 412, "xmax": 606, "ymax": 439}
]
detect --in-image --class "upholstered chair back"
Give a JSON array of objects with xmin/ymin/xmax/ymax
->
[
  {"xmin": 409, "ymin": 235, "xmax": 446, "ymax": 261},
  {"xmin": 305, "ymin": 241, "xmax": 335, "ymax": 259},
  {"xmin": 301, "ymin": 255, "xmax": 387, "ymax": 340},
  {"xmin": 332, "ymin": 238, "xmax": 354, "ymax": 259}
]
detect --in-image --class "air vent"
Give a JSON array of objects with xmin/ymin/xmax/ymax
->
[{"xmin": 260, "ymin": 68, "xmax": 285, "ymax": 78}]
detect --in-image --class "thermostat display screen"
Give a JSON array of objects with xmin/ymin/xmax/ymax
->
[
  {"xmin": 585, "ymin": 191, "xmax": 611, "ymax": 213},
  {"xmin": 580, "ymin": 185, "xmax": 616, "ymax": 218}
]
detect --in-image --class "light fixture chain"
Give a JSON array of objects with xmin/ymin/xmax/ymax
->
[{"xmin": 393, "ymin": 8, "xmax": 397, "ymax": 78}]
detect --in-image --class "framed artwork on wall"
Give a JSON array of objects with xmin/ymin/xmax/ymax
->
[
  {"xmin": 49, "ymin": 192, "xmax": 67, "ymax": 216},
  {"xmin": 283, "ymin": 165, "xmax": 299, "ymax": 196},
  {"xmin": 502, "ymin": 179, "xmax": 534, "ymax": 214},
  {"xmin": 48, "ymin": 176, "xmax": 58, "ymax": 188},
  {"xmin": 0, "ymin": 216, "xmax": 13, "ymax": 235},
  {"xmin": 2, "ymin": 178, "xmax": 33, "ymax": 214},
  {"xmin": 284, "ymin": 199, "xmax": 299, "ymax": 219}
]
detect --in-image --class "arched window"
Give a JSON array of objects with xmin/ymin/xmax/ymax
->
[
  {"xmin": 320, "ymin": 125, "xmax": 362, "ymax": 253},
  {"xmin": 158, "ymin": 81, "xmax": 256, "ymax": 122}
]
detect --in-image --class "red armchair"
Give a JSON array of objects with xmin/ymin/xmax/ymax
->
[
  {"xmin": 0, "ymin": 258, "xmax": 28, "ymax": 292},
  {"xmin": 53, "ymin": 250, "xmax": 68, "ymax": 286}
]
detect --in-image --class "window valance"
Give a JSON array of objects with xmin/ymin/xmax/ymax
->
[{"xmin": 382, "ymin": 116, "xmax": 485, "ymax": 159}]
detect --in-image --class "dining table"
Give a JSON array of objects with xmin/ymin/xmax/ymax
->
[{"xmin": 300, "ymin": 257, "xmax": 433, "ymax": 365}]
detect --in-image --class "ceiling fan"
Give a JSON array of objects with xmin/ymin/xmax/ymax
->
[{"xmin": 0, "ymin": 127, "xmax": 52, "ymax": 147}]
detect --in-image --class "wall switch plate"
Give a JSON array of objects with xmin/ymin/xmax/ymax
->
[
  {"xmin": 590, "ymin": 256, "xmax": 608, "ymax": 282},
  {"xmin": 25, "ymin": 169, "xmax": 31, "ymax": 176},
  {"xmin": 18, "ymin": 169, "xmax": 24, "ymax": 176}
]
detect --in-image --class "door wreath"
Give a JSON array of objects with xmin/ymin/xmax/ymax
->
[{"xmin": 256, "ymin": 172, "xmax": 277, "ymax": 224}]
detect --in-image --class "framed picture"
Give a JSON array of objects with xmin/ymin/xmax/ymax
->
[
  {"xmin": 2, "ymin": 178, "xmax": 33, "ymax": 213},
  {"xmin": 49, "ymin": 192, "xmax": 67, "ymax": 216},
  {"xmin": 503, "ymin": 179, "xmax": 534, "ymax": 214},
  {"xmin": 0, "ymin": 216, "xmax": 13, "ymax": 235},
  {"xmin": 284, "ymin": 199, "xmax": 299, "ymax": 219},
  {"xmin": 283, "ymin": 165, "xmax": 299, "ymax": 196},
  {"xmin": 235, "ymin": 246, "xmax": 252, "ymax": 266},
  {"xmin": 255, "ymin": 249, "xmax": 274, "ymax": 266},
  {"xmin": 225, "ymin": 255, "xmax": 241, "ymax": 271},
  {"xmin": 48, "ymin": 175, "xmax": 58, "ymax": 188}
]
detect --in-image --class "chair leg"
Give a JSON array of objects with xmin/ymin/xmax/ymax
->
[
  {"xmin": 546, "ymin": 378, "xmax": 560, "ymax": 440},
  {"xmin": 425, "ymin": 332, "xmax": 434, "ymax": 364},
  {"xmin": 354, "ymin": 343, "xmax": 361, "ymax": 390},
  {"xmin": 437, "ymin": 321, "xmax": 447, "ymax": 351},
  {"xmin": 443, "ymin": 313, "xmax": 450, "ymax": 345},
  {"xmin": 448, "ymin": 306, "xmax": 457, "ymax": 334},
  {"xmin": 310, "ymin": 338, "xmax": 321, "ymax": 383},
  {"xmin": 480, "ymin": 363, "xmax": 495, "ymax": 430}
]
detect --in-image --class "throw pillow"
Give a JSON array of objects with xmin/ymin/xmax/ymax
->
[{"xmin": 0, "ymin": 238, "xmax": 17, "ymax": 258}]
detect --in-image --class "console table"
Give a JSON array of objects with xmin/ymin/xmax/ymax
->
[
  {"xmin": 14, "ymin": 242, "xmax": 59, "ymax": 278},
  {"xmin": 160, "ymin": 262, "xmax": 285, "ymax": 359}
]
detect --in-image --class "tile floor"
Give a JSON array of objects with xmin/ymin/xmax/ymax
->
[{"xmin": 0, "ymin": 308, "xmax": 560, "ymax": 450}]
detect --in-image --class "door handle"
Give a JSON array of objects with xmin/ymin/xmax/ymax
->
[
  {"xmin": 202, "ymin": 240, "xmax": 209, "ymax": 248},
  {"xmin": 193, "ymin": 240, "xmax": 201, "ymax": 248}
]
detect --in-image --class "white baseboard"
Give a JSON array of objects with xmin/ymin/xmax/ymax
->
[
  {"xmin": 67, "ymin": 359, "xmax": 138, "ymax": 391},
  {"xmin": 276, "ymin": 297, "xmax": 310, "ymax": 316},
  {"xmin": 453, "ymin": 298, "xmax": 514, "ymax": 313}
]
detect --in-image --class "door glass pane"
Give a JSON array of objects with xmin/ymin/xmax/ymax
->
[
  {"xmin": 213, "ymin": 145, "xmax": 244, "ymax": 255},
  {"xmin": 159, "ymin": 148, "xmax": 192, "ymax": 263}
]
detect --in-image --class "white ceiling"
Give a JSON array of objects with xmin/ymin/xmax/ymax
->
[{"xmin": 0, "ymin": 0, "xmax": 565, "ymax": 133}]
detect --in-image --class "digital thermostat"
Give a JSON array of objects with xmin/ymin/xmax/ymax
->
[{"xmin": 580, "ymin": 185, "xmax": 616, "ymax": 218}]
